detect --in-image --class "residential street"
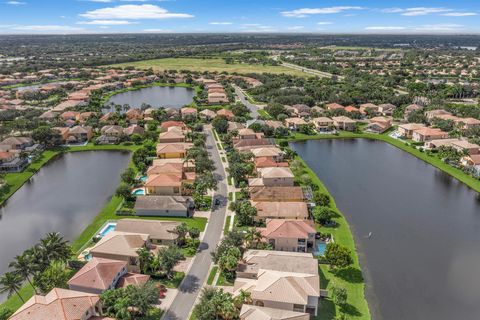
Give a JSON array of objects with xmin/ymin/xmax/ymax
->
[
  {"xmin": 162, "ymin": 128, "xmax": 228, "ymax": 320},
  {"xmin": 233, "ymin": 84, "xmax": 260, "ymax": 119}
]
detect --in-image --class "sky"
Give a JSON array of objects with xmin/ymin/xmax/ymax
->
[{"xmin": 0, "ymin": 0, "xmax": 480, "ymax": 34}]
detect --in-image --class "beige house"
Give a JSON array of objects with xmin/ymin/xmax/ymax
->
[
  {"xmin": 311, "ymin": 117, "xmax": 334, "ymax": 132},
  {"xmin": 159, "ymin": 127, "xmax": 186, "ymax": 143},
  {"xmin": 233, "ymin": 269, "xmax": 320, "ymax": 315},
  {"xmin": 181, "ymin": 107, "xmax": 198, "ymax": 119},
  {"xmin": 156, "ymin": 142, "xmax": 192, "ymax": 158},
  {"xmin": 285, "ymin": 118, "xmax": 307, "ymax": 131},
  {"xmin": 397, "ymin": 123, "xmax": 426, "ymax": 138},
  {"xmin": 251, "ymin": 201, "xmax": 309, "ymax": 221},
  {"xmin": 412, "ymin": 127, "xmax": 448, "ymax": 142},
  {"xmin": 9, "ymin": 288, "xmax": 102, "ymax": 320},
  {"xmin": 199, "ymin": 109, "xmax": 216, "ymax": 120},
  {"xmin": 240, "ymin": 305, "xmax": 309, "ymax": 320},
  {"xmin": 249, "ymin": 187, "xmax": 304, "ymax": 202},
  {"xmin": 68, "ymin": 258, "xmax": 127, "ymax": 294},
  {"xmin": 253, "ymin": 167, "xmax": 295, "ymax": 187},
  {"xmin": 455, "ymin": 117, "xmax": 480, "ymax": 131},
  {"xmin": 332, "ymin": 116, "xmax": 356, "ymax": 131},
  {"xmin": 115, "ymin": 218, "xmax": 180, "ymax": 245},
  {"xmin": 89, "ymin": 231, "xmax": 153, "ymax": 272},
  {"xmin": 259, "ymin": 219, "xmax": 316, "ymax": 253},
  {"xmin": 251, "ymin": 147, "xmax": 283, "ymax": 161}
]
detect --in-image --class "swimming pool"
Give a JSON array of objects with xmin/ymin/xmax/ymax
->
[
  {"xmin": 132, "ymin": 188, "xmax": 145, "ymax": 196},
  {"xmin": 314, "ymin": 242, "xmax": 327, "ymax": 256},
  {"xmin": 139, "ymin": 176, "xmax": 147, "ymax": 182},
  {"xmin": 98, "ymin": 222, "xmax": 117, "ymax": 237}
]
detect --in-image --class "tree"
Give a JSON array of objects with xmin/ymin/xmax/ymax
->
[
  {"xmin": 0, "ymin": 308, "xmax": 12, "ymax": 320},
  {"xmin": 0, "ymin": 272, "xmax": 24, "ymax": 302},
  {"xmin": 156, "ymin": 246, "xmax": 184, "ymax": 278},
  {"xmin": 189, "ymin": 227, "xmax": 200, "ymax": 240},
  {"xmin": 120, "ymin": 167, "xmax": 136, "ymax": 185},
  {"xmin": 33, "ymin": 260, "xmax": 70, "ymax": 294},
  {"xmin": 313, "ymin": 191, "xmax": 331, "ymax": 206},
  {"xmin": 332, "ymin": 286, "xmax": 348, "ymax": 306},
  {"xmin": 9, "ymin": 253, "xmax": 37, "ymax": 294},
  {"xmin": 32, "ymin": 126, "xmax": 54, "ymax": 147},
  {"xmin": 233, "ymin": 289, "xmax": 252, "ymax": 309},
  {"xmin": 132, "ymin": 147, "xmax": 151, "ymax": 172},
  {"xmin": 192, "ymin": 287, "xmax": 239, "ymax": 320},
  {"xmin": 136, "ymin": 247, "xmax": 153, "ymax": 274},
  {"xmin": 38, "ymin": 232, "xmax": 72, "ymax": 264},
  {"xmin": 265, "ymin": 103, "xmax": 286, "ymax": 119},
  {"xmin": 211, "ymin": 230, "xmax": 245, "ymax": 264},
  {"xmin": 218, "ymin": 247, "xmax": 241, "ymax": 281},
  {"xmin": 212, "ymin": 116, "xmax": 229, "ymax": 134},
  {"xmin": 174, "ymin": 223, "xmax": 189, "ymax": 246},
  {"xmin": 245, "ymin": 227, "xmax": 262, "ymax": 249},
  {"xmin": 313, "ymin": 206, "xmax": 336, "ymax": 225},
  {"xmin": 233, "ymin": 201, "xmax": 257, "ymax": 227},
  {"xmin": 115, "ymin": 184, "xmax": 132, "ymax": 201},
  {"xmin": 325, "ymin": 243, "xmax": 353, "ymax": 269}
]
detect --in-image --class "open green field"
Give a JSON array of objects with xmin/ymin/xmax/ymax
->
[{"xmin": 110, "ymin": 58, "xmax": 308, "ymax": 77}]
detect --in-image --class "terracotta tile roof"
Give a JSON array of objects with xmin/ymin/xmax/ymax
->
[
  {"xmin": 249, "ymin": 187, "xmax": 304, "ymax": 202},
  {"xmin": 116, "ymin": 273, "xmax": 150, "ymax": 288},
  {"xmin": 116, "ymin": 218, "xmax": 180, "ymax": 241},
  {"xmin": 261, "ymin": 219, "xmax": 316, "ymax": 239},
  {"xmin": 145, "ymin": 172, "xmax": 182, "ymax": 187},
  {"xmin": 10, "ymin": 288, "xmax": 100, "ymax": 320},
  {"xmin": 239, "ymin": 250, "xmax": 318, "ymax": 275},
  {"xmin": 259, "ymin": 167, "xmax": 294, "ymax": 179},
  {"xmin": 251, "ymin": 201, "xmax": 308, "ymax": 218},
  {"xmin": 160, "ymin": 121, "xmax": 185, "ymax": 130},
  {"xmin": 240, "ymin": 304, "xmax": 309, "ymax": 320},
  {"xmin": 156, "ymin": 142, "xmax": 192, "ymax": 154},
  {"xmin": 90, "ymin": 231, "xmax": 148, "ymax": 258},
  {"xmin": 147, "ymin": 163, "xmax": 183, "ymax": 175},
  {"xmin": 254, "ymin": 157, "xmax": 289, "ymax": 168},
  {"xmin": 67, "ymin": 258, "xmax": 127, "ymax": 291}
]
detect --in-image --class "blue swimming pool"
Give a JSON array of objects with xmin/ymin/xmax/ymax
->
[
  {"xmin": 98, "ymin": 223, "xmax": 117, "ymax": 237},
  {"xmin": 133, "ymin": 189, "xmax": 145, "ymax": 196},
  {"xmin": 314, "ymin": 242, "xmax": 327, "ymax": 256},
  {"xmin": 139, "ymin": 176, "xmax": 147, "ymax": 182}
]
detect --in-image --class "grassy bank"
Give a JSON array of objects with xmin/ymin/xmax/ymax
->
[
  {"xmin": 288, "ymin": 131, "xmax": 480, "ymax": 193},
  {"xmin": 110, "ymin": 58, "xmax": 308, "ymax": 77},
  {"xmin": 290, "ymin": 155, "xmax": 370, "ymax": 320}
]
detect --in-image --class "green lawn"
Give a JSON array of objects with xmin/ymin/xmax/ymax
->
[
  {"xmin": 288, "ymin": 131, "xmax": 480, "ymax": 193},
  {"xmin": 224, "ymin": 216, "xmax": 231, "ymax": 234},
  {"xmin": 257, "ymin": 109, "xmax": 273, "ymax": 120},
  {"xmin": 110, "ymin": 58, "xmax": 308, "ymax": 77},
  {"xmin": 207, "ymin": 266, "xmax": 218, "ymax": 285},
  {"xmin": 154, "ymin": 271, "xmax": 185, "ymax": 289},
  {"xmin": 216, "ymin": 271, "xmax": 234, "ymax": 287}
]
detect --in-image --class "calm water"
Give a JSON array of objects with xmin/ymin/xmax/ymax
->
[
  {"xmin": 291, "ymin": 139, "xmax": 480, "ymax": 320},
  {"xmin": 105, "ymin": 86, "xmax": 194, "ymax": 110},
  {"xmin": 0, "ymin": 151, "xmax": 130, "ymax": 301}
]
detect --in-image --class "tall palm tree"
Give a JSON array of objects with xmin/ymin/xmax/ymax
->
[
  {"xmin": 245, "ymin": 228, "xmax": 262, "ymax": 249},
  {"xmin": 0, "ymin": 272, "xmax": 24, "ymax": 302},
  {"xmin": 136, "ymin": 247, "xmax": 152, "ymax": 275},
  {"xmin": 38, "ymin": 232, "xmax": 72, "ymax": 263},
  {"xmin": 9, "ymin": 253, "xmax": 37, "ymax": 294},
  {"xmin": 233, "ymin": 289, "xmax": 252, "ymax": 309}
]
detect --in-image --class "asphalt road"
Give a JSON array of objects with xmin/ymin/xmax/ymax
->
[
  {"xmin": 162, "ymin": 128, "xmax": 228, "ymax": 320},
  {"xmin": 233, "ymin": 84, "xmax": 259, "ymax": 119}
]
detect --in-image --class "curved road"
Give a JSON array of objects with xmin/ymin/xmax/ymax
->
[{"xmin": 163, "ymin": 128, "xmax": 228, "ymax": 320}]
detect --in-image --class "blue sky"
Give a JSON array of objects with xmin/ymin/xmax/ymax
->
[{"xmin": 0, "ymin": 0, "xmax": 479, "ymax": 34}]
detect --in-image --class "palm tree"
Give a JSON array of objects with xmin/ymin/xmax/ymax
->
[
  {"xmin": 38, "ymin": 232, "xmax": 72, "ymax": 263},
  {"xmin": 9, "ymin": 253, "xmax": 37, "ymax": 294},
  {"xmin": 233, "ymin": 289, "xmax": 252, "ymax": 309},
  {"xmin": 136, "ymin": 247, "xmax": 152, "ymax": 275},
  {"xmin": 245, "ymin": 228, "xmax": 262, "ymax": 249},
  {"xmin": 0, "ymin": 272, "xmax": 24, "ymax": 302}
]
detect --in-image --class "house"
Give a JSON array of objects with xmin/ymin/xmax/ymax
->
[
  {"xmin": 124, "ymin": 124, "xmax": 144, "ymax": 136},
  {"xmin": 397, "ymin": 123, "xmax": 426, "ymax": 138},
  {"xmin": 101, "ymin": 125, "xmax": 124, "ymax": 137},
  {"xmin": 181, "ymin": 107, "xmax": 197, "ymax": 119},
  {"xmin": 254, "ymin": 167, "xmax": 295, "ymax": 187},
  {"xmin": 9, "ymin": 288, "xmax": 102, "ymax": 320},
  {"xmin": 134, "ymin": 195, "xmax": 194, "ymax": 217},
  {"xmin": 228, "ymin": 121, "xmax": 246, "ymax": 132},
  {"xmin": 259, "ymin": 219, "xmax": 316, "ymax": 253},
  {"xmin": 233, "ymin": 138, "xmax": 273, "ymax": 152},
  {"xmin": 116, "ymin": 273, "xmax": 151, "ymax": 289},
  {"xmin": 461, "ymin": 154, "xmax": 480, "ymax": 176},
  {"xmin": 332, "ymin": 116, "xmax": 356, "ymax": 131},
  {"xmin": 412, "ymin": 127, "xmax": 448, "ymax": 142},
  {"xmin": 240, "ymin": 305, "xmax": 310, "ymax": 320},
  {"xmin": 60, "ymin": 111, "xmax": 80, "ymax": 121},
  {"xmin": 326, "ymin": 103, "xmax": 344, "ymax": 111},
  {"xmin": 208, "ymin": 92, "xmax": 228, "ymax": 104},
  {"xmin": 89, "ymin": 231, "xmax": 153, "ymax": 272},
  {"xmin": 285, "ymin": 118, "xmax": 307, "ymax": 131},
  {"xmin": 454, "ymin": 117, "xmax": 480, "ymax": 131},
  {"xmin": 291, "ymin": 104, "xmax": 310, "ymax": 117},
  {"xmin": 217, "ymin": 108, "xmax": 235, "ymax": 120},
  {"xmin": 251, "ymin": 201, "xmax": 309, "ymax": 221},
  {"xmin": 145, "ymin": 171, "xmax": 184, "ymax": 195},
  {"xmin": 251, "ymin": 147, "xmax": 283, "ymax": 161},
  {"xmin": 0, "ymin": 152, "xmax": 28, "ymax": 173},
  {"xmin": 159, "ymin": 127, "xmax": 186, "ymax": 143},
  {"xmin": 68, "ymin": 258, "xmax": 127, "ymax": 294},
  {"xmin": 68, "ymin": 126, "xmax": 93, "ymax": 143},
  {"xmin": 156, "ymin": 142, "xmax": 192, "ymax": 159},
  {"xmin": 426, "ymin": 109, "xmax": 452, "ymax": 122},
  {"xmin": 125, "ymin": 109, "xmax": 143, "ymax": 122},
  {"xmin": 264, "ymin": 120, "xmax": 285, "ymax": 130},
  {"xmin": 233, "ymin": 269, "xmax": 320, "ymax": 316},
  {"xmin": 359, "ymin": 103, "xmax": 379, "ymax": 114},
  {"xmin": 237, "ymin": 128, "xmax": 258, "ymax": 140},
  {"xmin": 115, "ymin": 218, "xmax": 181, "ymax": 245},
  {"xmin": 254, "ymin": 157, "xmax": 289, "ymax": 169},
  {"xmin": 450, "ymin": 140, "xmax": 480, "ymax": 155},
  {"xmin": 404, "ymin": 104, "xmax": 423, "ymax": 119},
  {"xmin": 0, "ymin": 137, "xmax": 33, "ymax": 151},
  {"xmin": 311, "ymin": 117, "xmax": 334, "ymax": 132},
  {"xmin": 378, "ymin": 103, "xmax": 397, "ymax": 116},
  {"xmin": 39, "ymin": 110, "xmax": 57, "ymax": 121},
  {"xmin": 249, "ymin": 187, "xmax": 304, "ymax": 202},
  {"xmin": 365, "ymin": 116, "xmax": 392, "ymax": 133},
  {"xmin": 52, "ymin": 127, "xmax": 70, "ymax": 144},
  {"xmin": 161, "ymin": 121, "xmax": 186, "ymax": 132},
  {"xmin": 199, "ymin": 109, "xmax": 216, "ymax": 121},
  {"xmin": 237, "ymin": 250, "xmax": 318, "ymax": 279}
]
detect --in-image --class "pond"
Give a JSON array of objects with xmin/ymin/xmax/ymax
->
[
  {"xmin": 291, "ymin": 139, "xmax": 480, "ymax": 320},
  {"xmin": 104, "ymin": 86, "xmax": 195, "ymax": 111},
  {"xmin": 0, "ymin": 151, "xmax": 130, "ymax": 302}
]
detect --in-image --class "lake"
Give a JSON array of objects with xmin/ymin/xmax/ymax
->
[
  {"xmin": 0, "ymin": 151, "xmax": 130, "ymax": 301},
  {"xmin": 105, "ymin": 86, "xmax": 195, "ymax": 110},
  {"xmin": 291, "ymin": 139, "xmax": 480, "ymax": 320}
]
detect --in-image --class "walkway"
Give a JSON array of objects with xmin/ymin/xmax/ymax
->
[{"xmin": 162, "ymin": 128, "xmax": 228, "ymax": 320}]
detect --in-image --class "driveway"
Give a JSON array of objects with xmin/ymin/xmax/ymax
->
[
  {"xmin": 233, "ymin": 84, "xmax": 259, "ymax": 119},
  {"xmin": 162, "ymin": 128, "xmax": 228, "ymax": 320}
]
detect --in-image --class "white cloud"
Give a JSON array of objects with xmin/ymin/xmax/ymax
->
[
  {"xmin": 240, "ymin": 24, "xmax": 277, "ymax": 32},
  {"xmin": 402, "ymin": 7, "xmax": 452, "ymax": 16},
  {"xmin": 380, "ymin": 8, "xmax": 404, "ymax": 13},
  {"xmin": 78, "ymin": 20, "xmax": 137, "ymax": 25},
  {"xmin": 317, "ymin": 21, "xmax": 332, "ymax": 25},
  {"xmin": 281, "ymin": 6, "xmax": 362, "ymax": 18},
  {"xmin": 83, "ymin": 0, "xmax": 114, "ymax": 3},
  {"xmin": 80, "ymin": 4, "xmax": 193, "ymax": 20},
  {"xmin": 365, "ymin": 26, "xmax": 407, "ymax": 30},
  {"xmin": 441, "ymin": 12, "xmax": 477, "ymax": 17},
  {"xmin": 5, "ymin": 1, "xmax": 26, "ymax": 5},
  {"xmin": 413, "ymin": 23, "xmax": 464, "ymax": 32},
  {"xmin": 287, "ymin": 26, "xmax": 304, "ymax": 31},
  {"xmin": 12, "ymin": 25, "xmax": 85, "ymax": 32},
  {"xmin": 209, "ymin": 22, "xmax": 233, "ymax": 25}
]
